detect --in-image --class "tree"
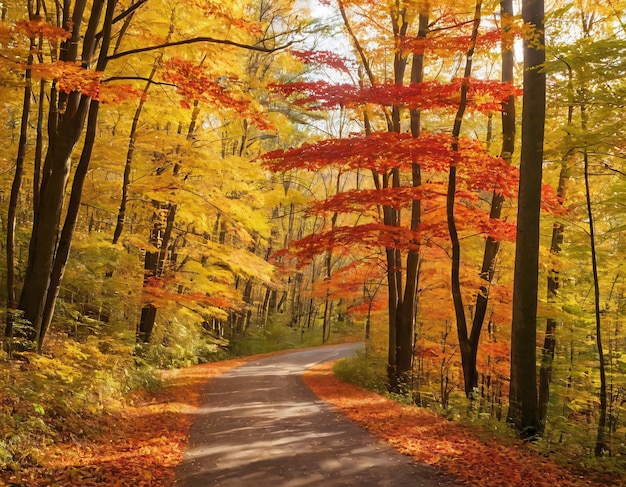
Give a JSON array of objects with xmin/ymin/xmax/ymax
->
[
  {"xmin": 508, "ymin": 0, "xmax": 545, "ymax": 436},
  {"xmin": 264, "ymin": 88, "xmax": 520, "ymax": 393},
  {"xmin": 6, "ymin": 0, "xmax": 291, "ymax": 351},
  {"xmin": 445, "ymin": 0, "xmax": 482, "ymax": 398},
  {"xmin": 464, "ymin": 0, "xmax": 516, "ymax": 398}
]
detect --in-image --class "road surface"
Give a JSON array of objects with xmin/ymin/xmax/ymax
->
[{"xmin": 175, "ymin": 343, "xmax": 460, "ymax": 486}]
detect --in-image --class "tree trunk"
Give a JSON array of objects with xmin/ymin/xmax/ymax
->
[
  {"xmin": 4, "ymin": 39, "xmax": 34, "ymax": 352},
  {"xmin": 112, "ymin": 13, "xmax": 176, "ymax": 243},
  {"xmin": 19, "ymin": 93, "xmax": 90, "ymax": 340},
  {"xmin": 385, "ymin": 6, "xmax": 410, "ymax": 392},
  {"xmin": 395, "ymin": 9, "xmax": 429, "ymax": 392},
  {"xmin": 538, "ymin": 94, "xmax": 573, "ymax": 429},
  {"xmin": 466, "ymin": 0, "xmax": 516, "ymax": 395},
  {"xmin": 508, "ymin": 0, "xmax": 545, "ymax": 436},
  {"xmin": 580, "ymin": 105, "xmax": 608, "ymax": 456},
  {"xmin": 38, "ymin": 99, "xmax": 102, "ymax": 351},
  {"xmin": 138, "ymin": 202, "xmax": 177, "ymax": 344},
  {"xmin": 447, "ymin": 0, "xmax": 482, "ymax": 398},
  {"xmin": 18, "ymin": 0, "xmax": 107, "ymax": 345}
]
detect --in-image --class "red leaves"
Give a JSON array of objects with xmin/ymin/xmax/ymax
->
[
  {"xmin": 290, "ymin": 49, "xmax": 354, "ymax": 74},
  {"xmin": 269, "ymin": 79, "xmax": 520, "ymax": 112},
  {"xmin": 262, "ymin": 128, "xmax": 524, "ymax": 263},
  {"xmin": 261, "ymin": 131, "xmax": 503, "ymax": 175},
  {"xmin": 281, "ymin": 224, "xmax": 421, "ymax": 267}
]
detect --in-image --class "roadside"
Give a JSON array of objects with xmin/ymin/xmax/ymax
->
[
  {"xmin": 303, "ymin": 361, "xmax": 623, "ymax": 487},
  {"xmin": 1, "ymin": 355, "xmax": 257, "ymax": 487},
  {"xmin": 3, "ymin": 347, "xmax": 623, "ymax": 486}
]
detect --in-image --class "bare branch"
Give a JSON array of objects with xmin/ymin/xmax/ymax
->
[
  {"xmin": 108, "ymin": 37, "xmax": 293, "ymax": 61},
  {"xmin": 103, "ymin": 76, "xmax": 176, "ymax": 87},
  {"xmin": 112, "ymin": 0, "xmax": 149, "ymax": 26}
]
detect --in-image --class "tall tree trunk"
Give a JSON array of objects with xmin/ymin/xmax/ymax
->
[
  {"xmin": 396, "ymin": 7, "xmax": 429, "ymax": 390},
  {"xmin": 4, "ymin": 37, "xmax": 34, "ymax": 352},
  {"xmin": 580, "ymin": 104, "xmax": 608, "ymax": 456},
  {"xmin": 538, "ymin": 76, "xmax": 573, "ymax": 428},
  {"xmin": 34, "ymin": 0, "xmax": 115, "ymax": 351},
  {"xmin": 508, "ymin": 0, "xmax": 545, "ymax": 436},
  {"xmin": 19, "ymin": 93, "xmax": 90, "ymax": 340},
  {"xmin": 466, "ymin": 0, "xmax": 516, "ymax": 395},
  {"xmin": 37, "ymin": 99, "xmax": 102, "ymax": 351},
  {"xmin": 447, "ymin": 0, "xmax": 482, "ymax": 398},
  {"xmin": 138, "ymin": 202, "xmax": 177, "ymax": 343},
  {"xmin": 385, "ymin": 4, "xmax": 411, "ymax": 392},
  {"xmin": 18, "ymin": 0, "xmax": 105, "ymax": 344},
  {"xmin": 112, "ymin": 13, "xmax": 176, "ymax": 243}
]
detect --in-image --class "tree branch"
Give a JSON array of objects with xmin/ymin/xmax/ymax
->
[
  {"xmin": 108, "ymin": 37, "xmax": 293, "ymax": 61},
  {"xmin": 103, "ymin": 76, "xmax": 176, "ymax": 87},
  {"xmin": 112, "ymin": 0, "xmax": 149, "ymax": 26}
]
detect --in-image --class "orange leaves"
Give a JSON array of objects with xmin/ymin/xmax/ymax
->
[
  {"xmin": 304, "ymin": 361, "xmax": 604, "ymax": 487},
  {"xmin": 161, "ymin": 58, "xmax": 273, "ymax": 130},
  {"xmin": 19, "ymin": 357, "xmax": 258, "ymax": 487},
  {"xmin": 26, "ymin": 61, "xmax": 140, "ymax": 103},
  {"xmin": 15, "ymin": 18, "xmax": 71, "ymax": 41},
  {"xmin": 401, "ymin": 22, "xmax": 525, "ymax": 56},
  {"xmin": 187, "ymin": 0, "xmax": 263, "ymax": 34},
  {"xmin": 143, "ymin": 277, "xmax": 241, "ymax": 311}
]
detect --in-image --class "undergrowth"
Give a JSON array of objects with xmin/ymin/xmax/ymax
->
[
  {"xmin": 331, "ymin": 343, "xmax": 626, "ymax": 479},
  {"xmin": 0, "ymin": 309, "xmax": 362, "ymax": 478},
  {"xmin": 229, "ymin": 313, "xmax": 362, "ymax": 357}
]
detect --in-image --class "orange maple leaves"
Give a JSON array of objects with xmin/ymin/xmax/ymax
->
[
  {"xmin": 14, "ymin": 18, "xmax": 71, "ymax": 41},
  {"xmin": 28, "ymin": 62, "xmax": 141, "ymax": 103},
  {"xmin": 3, "ymin": 18, "xmax": 139, "ymax": 103},
  {"xmin": 304, "ymin": 361, "xmax": 610, "ymax": 487},
  {"xmin": 161, "ymin": 57, "xmax": 273, "ymax": 130}
]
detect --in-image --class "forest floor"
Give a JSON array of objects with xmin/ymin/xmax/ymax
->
[{"xmin": 2, "ymin": 348, "xmax": 624, "ymax": 487}]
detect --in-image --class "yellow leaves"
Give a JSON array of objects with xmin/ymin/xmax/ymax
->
[{"xmin": 31, "ymin": 352, "xmax": 84, "ymax": 385}]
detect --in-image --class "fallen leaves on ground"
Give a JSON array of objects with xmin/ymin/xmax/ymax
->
[
  {"xmin": 1, "ymin": 356, "xmax": 253, "ymax": 487},
  {"xmin": 6, "ymin": 349, "xmax": 622, "ymax": 486},
  {"xmin": 303, "ymin": 361, "xmax": 623, "ymax": 487}
]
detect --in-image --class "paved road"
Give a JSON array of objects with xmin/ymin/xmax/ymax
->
[{"xmin": 175, "ymin": 343, "xmax": 460, "ymax": 486}]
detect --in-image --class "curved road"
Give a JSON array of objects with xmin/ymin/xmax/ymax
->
[{"xmin": 175, "ymin": 343, "xmax": 459, "ymax": 486}]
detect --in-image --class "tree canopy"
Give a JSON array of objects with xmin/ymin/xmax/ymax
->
[{"xmin": 1, "ymin": 0, "xmax": 626, "ymax": 481}]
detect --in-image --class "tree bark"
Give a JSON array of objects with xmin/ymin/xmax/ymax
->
[
  {"xmin": 447, "ymin": 0, "xmax": 482, "ymax": 398},
  {"xmin": 112, "ymin": 12, "xmax": 176, "ymax": 243},
  {"xmin": 4, "ymin": 37, "xmax": 34, "ymax": 352},
  {"xmin": 18, "ymin": 0, "xmax": 104, "ymax": 345},
  {"xmin": 580, "ymin": 105, "xmax": 608, "ymax": 456},
  {"xmin": 538, "ymin": 86, "xmax": 573, "ymax": 429},
  {"xmin": 508, "ymin": 0, "xmax": 545, "ymax": 436},
  {"xmin": 396, "ymin": 8, "xmax": 429, "ymax": 390},
  {"xmin": 465, "ymin": 0, "xmax": 516, "ymax": 396}
]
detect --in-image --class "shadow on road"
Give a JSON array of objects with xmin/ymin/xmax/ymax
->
[{"xmin": 176, "ymin": 343, "xmax": 459, "ymax": 487}]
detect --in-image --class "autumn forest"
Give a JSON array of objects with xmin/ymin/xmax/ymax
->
[{"xmin": 1, "ymin": 0, "xmax": 625, "ymax": 484}]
